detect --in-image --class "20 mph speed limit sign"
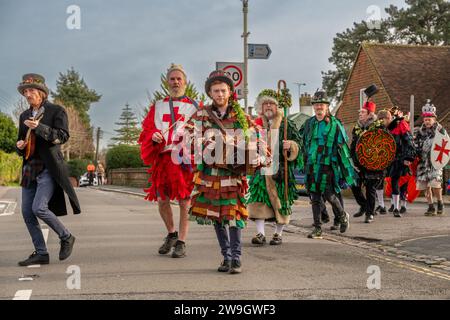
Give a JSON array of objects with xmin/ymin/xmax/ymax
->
[{"xmin": 216, "ymin": 62, "xmax": 245, "ymax": 99}]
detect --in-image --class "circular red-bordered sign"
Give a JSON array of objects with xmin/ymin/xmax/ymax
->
[{"xmin": 223, "ymin": 65, "xmax": 243, "ymax": 88}]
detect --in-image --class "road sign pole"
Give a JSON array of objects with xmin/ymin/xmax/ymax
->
[{"xmin": 243, "ymin": 0, "xmax": 249, "ymax": 113}]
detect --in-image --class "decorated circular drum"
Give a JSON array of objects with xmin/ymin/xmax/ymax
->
[{"xmin": 356, "ymin": 129, "xmax": 396, "ymax": 171}]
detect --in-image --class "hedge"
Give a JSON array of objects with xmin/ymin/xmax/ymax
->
[
  {"xmin": 106, "ymin": 145, "xmax": 144, "ymax": 170},
  {"xmin": 0, "ymin": 151, "xmax": 22, "ymax": 186},
  {"xmin": 67, "ymin": 159, "xmax": 92, "ymax": 179}
]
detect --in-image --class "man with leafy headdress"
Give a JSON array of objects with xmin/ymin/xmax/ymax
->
[
  {"xmin": 247, "ymin": 88, "xmax": 301, "ymax": 246},
  {"xmin": 299, "ymin": 89, "xmax": 356, "ymax": 239}
]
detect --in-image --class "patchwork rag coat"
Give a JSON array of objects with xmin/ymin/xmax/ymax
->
[
  {"xmin": 247, "ymin": 109, "xmax": 302, "ymax": 225},
  {"xmin": 188, "ymin": 102, "xmax": 264, "ymax": 229},
  {"xmin": 300, "ymin": 115, "xmax": 357, "ymax": 194},
  {"xmin": 414, "ymin": 122, "xmax": 447, "ymax": 184}
]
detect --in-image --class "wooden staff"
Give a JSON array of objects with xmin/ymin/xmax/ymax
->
[{"xmin": 278, "ymin": 80, "xmax": 289, "ymax": 203}]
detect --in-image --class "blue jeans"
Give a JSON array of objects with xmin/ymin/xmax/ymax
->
[
  {"xmin": 22, "ymin": 169, "xmax": 70, "ymax": 255},
  {"xmin": 214, "ymin": 224, "xmax": 242, "ymax": 261}
]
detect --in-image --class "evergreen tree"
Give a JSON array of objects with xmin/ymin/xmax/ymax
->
[
  {"xmin": 322, "ymin": 0, "xmax": 449, "ymax": 101},
  {"xmin": 111, "ymin": 104, "xmax": 141, "ymax": 145},
  {"xmin": 51, "ymin": 67, "xmax": 101, "ymax": 127}
]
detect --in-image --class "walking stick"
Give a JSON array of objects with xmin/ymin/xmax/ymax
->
[{"xmin": 278, "ymin": 80, "xmax": 289, "ymax": 203}]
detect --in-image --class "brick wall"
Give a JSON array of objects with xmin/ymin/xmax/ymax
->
[
  {"xmin": 337, "ymin": 48, "xmax": 394, "ymax": 136},
  {"xmin": 107, "ymin": 168, "xmax": 149, "ymax": 188}
]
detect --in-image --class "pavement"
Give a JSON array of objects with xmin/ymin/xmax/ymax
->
[{"xmin": 1, "ymin": 185, "xmax": 450, "ymax": 300}]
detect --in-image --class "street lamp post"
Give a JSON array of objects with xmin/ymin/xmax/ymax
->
[{"xmin": 242, "ymin": 0, "xmax": 250, "ymax": 113}]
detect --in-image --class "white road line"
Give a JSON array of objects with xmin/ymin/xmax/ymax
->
[
  {"xmin": 0, "ymin": 201, "xmax": 17, "ymax": 216},
  {"xmin": 13, "ymin": 290, "xmax": 32, "ymax": 300},
  {"xmin": 42, "ymin": 228, "xmax": 49, "ymax": 245}
]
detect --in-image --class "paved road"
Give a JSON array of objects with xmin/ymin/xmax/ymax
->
[{"xmin": 1, "ymin": 186, "xmax": 450, "ymax": 300}]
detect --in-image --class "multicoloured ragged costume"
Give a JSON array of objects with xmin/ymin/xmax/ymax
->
[
  {"xmin": 300, "ymin": 115, "xmax": 356, "ymax": 194},
  {"xmin": 188, "ymin": 100, "xmax": 261, "ymax": 229}
]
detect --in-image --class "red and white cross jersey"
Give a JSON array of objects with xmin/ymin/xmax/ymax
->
[{"xmin": 152, "ymin": 96, "xmax": 198, "ymax": 152}]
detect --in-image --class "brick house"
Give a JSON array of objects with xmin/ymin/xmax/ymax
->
[{"xmin": 335, "ymin": 42, "xmax": 450, "ymax": 188}]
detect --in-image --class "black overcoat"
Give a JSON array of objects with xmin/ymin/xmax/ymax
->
[{"xmin": 17, "ymin": 100, "xmax": 81, "ymax": 216}]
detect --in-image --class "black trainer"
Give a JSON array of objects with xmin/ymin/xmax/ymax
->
[
  {"xmin": 321, "ymin": 214, "xmax": 330, "ymax": 224},
  {"xmin": 388, "ymin": 204, "xmax": 394, "ymax": 213},
  {"xmin": 230, "ymin": 259, "xmax": 242, "ymax": 274},
  {"xmin": 59, "ymin": 235, "xmax": 76, "ymax": 261},
  {"xmin": 353, "ymin": 208, "xmax": 365, "ymax": 218},
  {"xmin": 330, "ymin": 221, "xmax": 340, "ymax": 231},
  {"xmin": 171, "ymin": 240, "xmax": 186, "ymax": 258},
  {"xmin": 340, "ymin": 212, "xmax": 350, "ymax": 233},
  {"xmin": 18, "ymin": 252, "xmax": 49, "ymax": 267},
  {"xmin": 425, "ymin": 204, "xmax": 436, "ymax": 216},
  {"xmin": 159, "ymin": 232, "xmax": 178, "ymax": 254},
  {"xmin": 379, "ymin": 207, "xmax": 387, "ymax": 215},
  {"xmin": 218, "ymin": 260, "xmax": 231, "ymax": 272},
  {"xmin": 400, "ymin": 206, "xmax": 407, "ymax": 214},
  {"xmin": 393, "ymin": 209, "xmax": 402, "ymax": 218},
  {"xmin": 437, "ymin": 201, "xmax": 445, "ymax": 215},
  {"xmin": 308, "ymin": 227, "xmax": 323, "ymax": 239},
  {"xmin": 365, "ymin": 214, "xmax": 374, "ymax": 223}
]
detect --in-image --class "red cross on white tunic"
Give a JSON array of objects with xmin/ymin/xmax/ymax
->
[
  {"xmin": 434, "ymin": 138, "xmax": 450, "ymax": 164},
  {"xmin": 162, "ymin": 107, "xmax": 185, "ymax": 145}
]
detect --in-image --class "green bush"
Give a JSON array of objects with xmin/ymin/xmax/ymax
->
[
  {"xmin": 106, "ymin": 145, "xmax": 144, "ymax": 170},
  {"xmin": 0, "ymin": 112, "xmax": 18, "ymax": 153},
  {"xmin": 0, "ymin": 151, "xmax": 22, "ymax": 186},
  {"xmin": 67, "ymin": 159, "xmax": 91, "ymax": 179}
]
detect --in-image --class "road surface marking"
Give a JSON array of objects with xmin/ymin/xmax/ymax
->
[
  {"xmin": 13, "ymin": 290, "xmax": 32, "ymax": 300},
  {"xmin": 397, "ymin": 234, "xmax": 450, "ymax": 246},
  {"xmin": 42, "ymin": 228, "xmax": 49, "ymax": 244},
  {"xmin": 0, "ymin": 201, "xmax": 17, "ymax": 216},
  {"xmin": 367, "ymin": 253, "xmax": 450, "ymax": 282}
]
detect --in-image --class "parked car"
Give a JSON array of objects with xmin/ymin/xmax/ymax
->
[
  {"xmin": 294, "ymin": 168, "xmax": 307, "ymax": 196},
  {"xmin": 79, "ymin": 172, "xmax": 98, "ymax": 187}
]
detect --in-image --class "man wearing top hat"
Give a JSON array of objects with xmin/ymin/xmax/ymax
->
[
  {"xmin": 299, "ymin": 89, "xmax": 356, "ymax": 239},
  {"xmin": 16, "ymin": 73, "xmax": 80, "ymax": 266}
]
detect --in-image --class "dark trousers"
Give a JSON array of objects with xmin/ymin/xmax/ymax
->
[
  {"xmin": 352, "ymin": 178, "xmax": 381, "ymax": 215},
  {"xmin": 214, "ymin": 224, "xmax": 241, "ymax": 261},
  {"xmin": 21, "ymin": 169, "xmax": 70, "ymax": 255},
  {"xmin": 311, "ymin": 191, "xmax": 345, "ymax": 228},
  {"xmin": 320, "ymin": 193, "xmax": 344, "ymax": 224}
]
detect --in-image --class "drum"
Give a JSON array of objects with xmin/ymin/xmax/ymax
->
[{"xmin": 356, "ymin": 128, "xmax": 396, "ymax": 171}]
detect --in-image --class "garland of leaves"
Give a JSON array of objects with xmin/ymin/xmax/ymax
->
[
  {"xmin": 257, "ymin": 88, "xmax": 292, "ymax": 109},
  {"xmin": 230, "ymin": 98, "xmax": 249, "ymax": 140}
]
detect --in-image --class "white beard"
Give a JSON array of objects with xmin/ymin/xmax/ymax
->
[{"xmin": 264, "ymin": 110, "xmax": 274, "ymax": 119}]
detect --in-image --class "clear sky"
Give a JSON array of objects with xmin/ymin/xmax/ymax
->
[{"xmin": 0, "ymin": 0, "xmax": 406, "ymax": 146}]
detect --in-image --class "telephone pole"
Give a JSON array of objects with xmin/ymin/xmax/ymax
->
[
  {"xmin": 95, "ymin": 127, "xmax": 101, "ymax": 165},
  {"xmin": 242, "ymin": 0, "xmax": 250, "ymax": 113}
]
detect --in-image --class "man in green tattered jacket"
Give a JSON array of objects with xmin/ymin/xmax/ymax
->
[{"xmin": 300, "ymin": 89, "xmax": 357, "ymax": 239}]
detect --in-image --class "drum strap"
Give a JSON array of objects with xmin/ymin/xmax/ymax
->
[{"xmin": 204, "ymin": 106, "xmax": 227, "ymax": 135}]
